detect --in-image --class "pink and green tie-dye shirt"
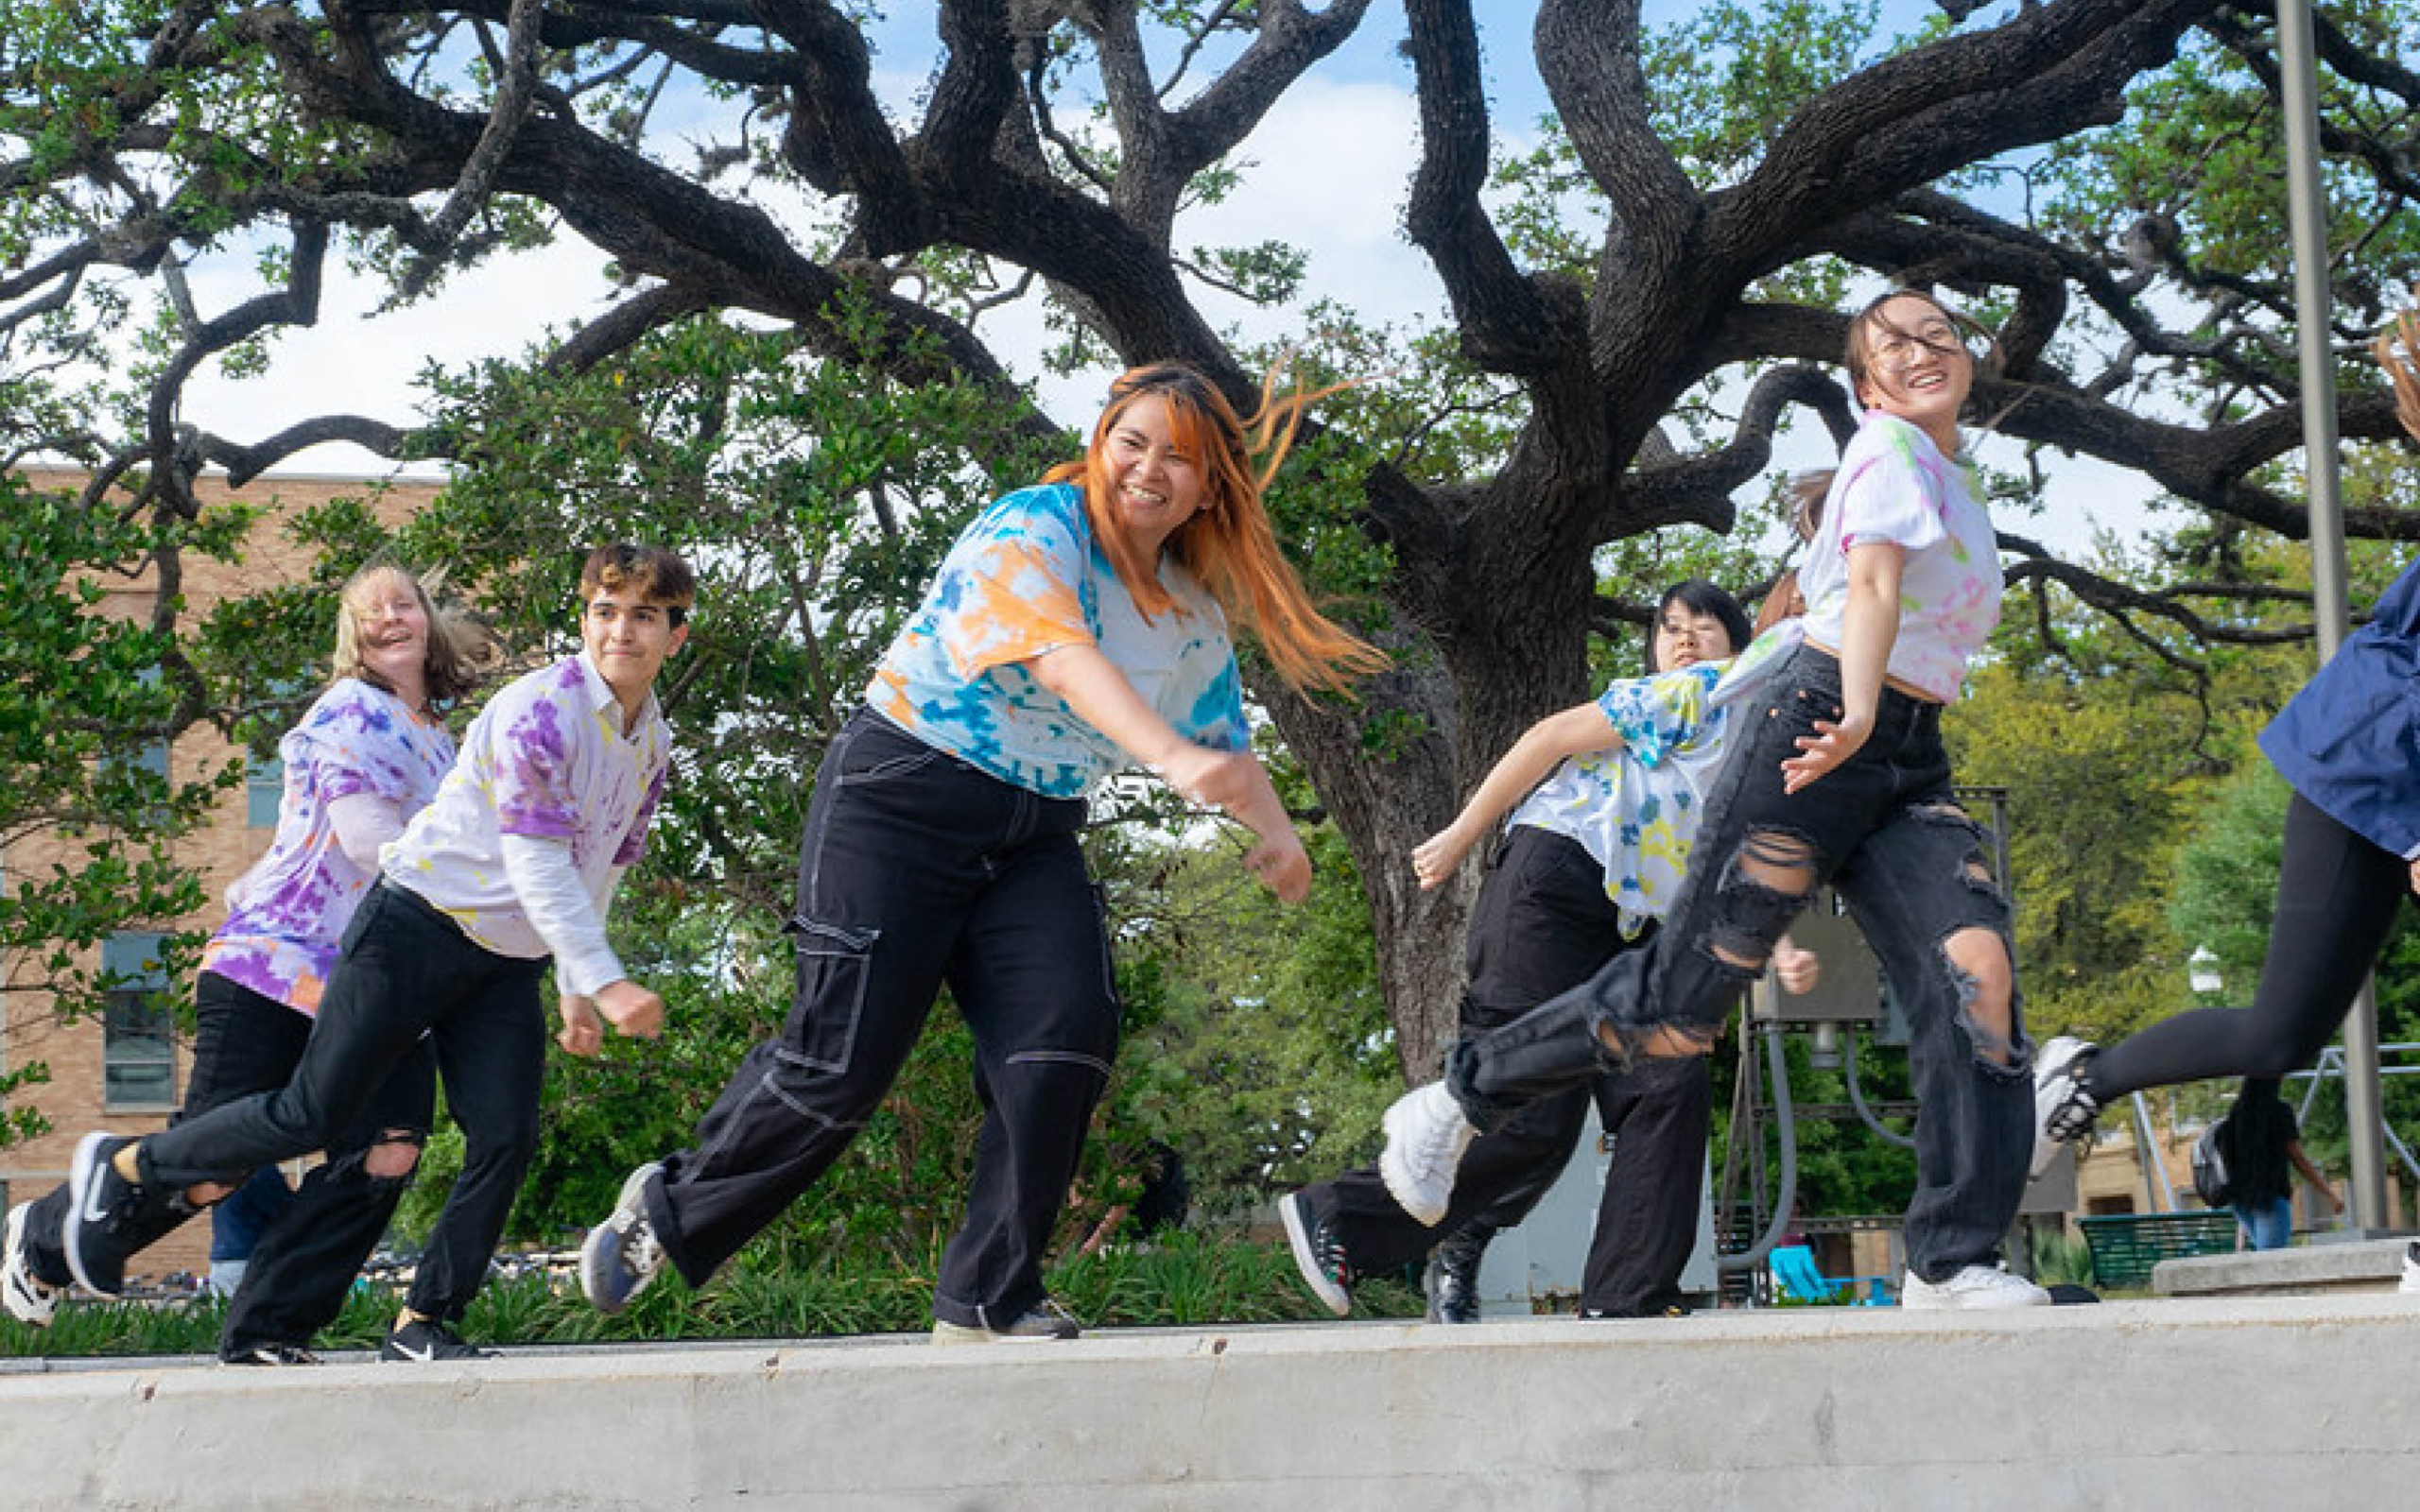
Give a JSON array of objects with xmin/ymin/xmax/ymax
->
[
  {"xmin": 199, "ymin": 679, "xmax": 457, "ymax": 1014},
  {"xmin": 1796, "ymin": 412, "xmax": 2002, "ymax": 701}
]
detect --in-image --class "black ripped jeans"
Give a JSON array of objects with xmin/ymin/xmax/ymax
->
[
  {"xmin": 1448, "ymin": 645, "xmax": 2034, "ymax": 1281},
  {"xmin": 647, "ymin": 710, "xmax": 1118, "ymax": 1332}
]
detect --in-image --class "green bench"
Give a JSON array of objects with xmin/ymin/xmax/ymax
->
[{"xmin": 2078, "ymin": 1211, "xmax": 2241, "ymax": 1290}]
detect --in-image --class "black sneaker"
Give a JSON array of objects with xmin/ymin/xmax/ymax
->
[
  {"xmin": 222, "ymin": 1342, "xmax": 323, "ymax": 1366},
  {"xmin": 929, "ymin": 1298, "xmax": 1082, "ymax": 1344},
  {"xmin": 381, "ymin": 1317, "xmax": 495, "ymax": 1363},
  {"xmin": 61, "ymin": 1133, "xmax": 153, "ymax": 1298},
  {"xmin": 1279, "ymin": 1190, "xmax": 1354, "ymax": 1317},
  {"xmin": 1424, "ymin": 1222, "xmax": 1491, "ymax": 1324}
]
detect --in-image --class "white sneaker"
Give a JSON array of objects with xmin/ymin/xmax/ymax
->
[
  {"xmin": 1378, "ymin": 1082, "xmax": 1477, "ymax": 1227},
  {"xmin": 2398, "ymin": 1241, "xmax": 2420, "ymax": 1296},
  {"xmin": 1900, "ymin": 1263, "xmax": 2052, "ymax": 1310},
  {"xmin": 3, "ymin": 1203, "xmax": 60, "ymax": 1328},
  {"xmin": 2031, "ymin": 1037, "xmax": 2100, "ymax": 1178}
]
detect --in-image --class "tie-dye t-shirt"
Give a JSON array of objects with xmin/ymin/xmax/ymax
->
[
  {"xmin": 199, "ymin": 679, "xmax": 457, "ymax": 1015},
  {"xmin": 1507, "ymin": 661, "xmax": 1731, "ymax": 940},
  {"xmin": 385, "ymin": 652, "xmax": 668, "ymax": 962},
  {"xmin": 868, "ymin": 483, "xmax": 1250, "ymax": 798},
  {"xmin": 1797, "ymin": 412, "xmax": 2002, "ymax": 702}
]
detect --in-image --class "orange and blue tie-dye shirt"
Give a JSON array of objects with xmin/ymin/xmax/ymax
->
[
  {"xmin": 199, "ymin": 679, "xmax": 457, "ymax": 1014},
  {"xmin": 869, "ymin": 483, "xmax": 1249, "ymax": 797}
]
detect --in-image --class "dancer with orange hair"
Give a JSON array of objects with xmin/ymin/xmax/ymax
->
[{"xmin": 580, "ymin": 363, "xmax": 1384, "ymax": 1341}]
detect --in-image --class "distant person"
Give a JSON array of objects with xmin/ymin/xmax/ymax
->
[
  {"xmin": 30, "ymin": 545, "xmax": 689, "ymax": 1363},
  {"xmin": 578, "ymin": 363, "xmax": 1385, "ymax": 1343},
  {"xmin": 4, "ymin": 564, "xmax": 494, "ymax": 1364},
  {"xmin": 2212, "ymin": 1080, "xmax": 2342, "ymax": 1251}
]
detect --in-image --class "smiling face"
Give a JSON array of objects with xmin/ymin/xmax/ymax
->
[
  {"xmin": 350, "ymin": 569, "xmax": 432, "ymax": 702},
  {"xmin": 579, "ymin": 584, "xmax": 687, "ymax": 715},
  {"xmin": 1851, "ymin": 293, "xmax": 1976, "ymax": 451},
  {"xmin": 1101, "ymin": 394, "xmax": 1209, "ymax": 558},
  {"xmin": 1651, "ymin": 603, "xmax": 1737, "ymax": 672}
]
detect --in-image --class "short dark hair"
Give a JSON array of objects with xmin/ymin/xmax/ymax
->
[
  {"xmin": 581, "ymin": 543, "xmax": 697, "ymax": 627},
  {"xmin": 1649, "ymin": 579, "xmax": 1753, "ymax": 672}
]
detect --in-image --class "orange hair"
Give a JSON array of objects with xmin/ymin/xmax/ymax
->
[
  {"xmin": 2377, "ymin": 306, "xmax": 2420, "ymax": 442},
  {"xmin": 1045, "ymin": 362, "xmax": 1388, "ymax": 695}
]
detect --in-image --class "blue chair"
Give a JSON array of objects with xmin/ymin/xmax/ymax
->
[{"xmin": 1767, "ymin": 1244, "xmax": 1843, "ymax": 1303}]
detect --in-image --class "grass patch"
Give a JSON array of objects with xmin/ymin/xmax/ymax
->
[{"xmin": 0, "ymin": 1231, "xmax": 1420, "ymax": 1358}]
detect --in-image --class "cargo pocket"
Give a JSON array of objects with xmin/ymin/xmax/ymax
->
[{"xmin": 782, "ymin": 915, "xmax": 880, "ymax": 1074}]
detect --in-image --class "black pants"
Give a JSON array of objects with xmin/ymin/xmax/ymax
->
[
  {"xmin": 133, "ymin": 884, "xmax": 547, "ymax": 1323},
  {"xmin": 646, "ymin": 711, "xmax": 1118, "ymax": 1332},
  {"xmin": 1450, "ymin": 648, "xmax": 2032, "ymax": 1281},
  {"xmin": 18, "ymin": 973, "xmax": 433, "ymax": 1349},
  {"xmin": 191, "ymin": 973, "xmax": 435, "ymax": 1352},
  {"xmin": 2091, "ymin": 793, "xmax": 2411, "ymax": 1096},
  {"xmin": 1301, "ymin": 826, "xmax": 1707, "ymax": 1312}
]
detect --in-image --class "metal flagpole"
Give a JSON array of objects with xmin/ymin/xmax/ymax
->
[{"xmin": 2277, "ymin": 0, "xmax": 2389, "ymax": 1228}]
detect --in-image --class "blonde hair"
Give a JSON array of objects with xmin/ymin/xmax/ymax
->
[
  {"xmin": 330, "ymin": 564, "xmax": 502, "ymax": 706},
  {"xmin": 1045, "ymin": 362, "xmax": 1387, "ymax": 696},
  {"xmin": 2377, "ymin": 306, "xmax": 2420, "ymax": 441}
]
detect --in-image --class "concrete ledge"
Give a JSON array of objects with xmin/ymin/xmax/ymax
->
[
  {"xmin": 6, "ymin": 1297, "xmax": 2418, "ymax": 1509},
  {"xmin": 2154, "ymin": 1234, "xmax": 2411, "ymax": 1297}
]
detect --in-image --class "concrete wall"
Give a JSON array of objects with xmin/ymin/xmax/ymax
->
[{"xmin": 5, "ymin": 1297, "xmax": 2413, "ymax": 1509}]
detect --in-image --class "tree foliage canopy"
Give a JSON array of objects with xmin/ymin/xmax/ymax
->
[{"xmin": 9, "ymin": 0, "xmax": 2420, "ymax": 1081}]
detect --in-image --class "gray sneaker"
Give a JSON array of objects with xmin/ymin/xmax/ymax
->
[
  {"xmin": 579, "ymin": 1161, "xmax": 667, "ymax": 1315},
  {"xmin": 930, "ymin": 1298, "xmax": 1082, "ymax": 1344}
]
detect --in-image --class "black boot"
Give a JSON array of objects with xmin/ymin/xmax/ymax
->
[{"xmin": 1425, "ymin": 1222, "xmax": 1494, "ymax": 1324}]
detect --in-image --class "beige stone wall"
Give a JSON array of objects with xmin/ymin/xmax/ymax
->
[{"xmin": 2, "ymin": 468, "xmax": 438, "ymax": 1283}]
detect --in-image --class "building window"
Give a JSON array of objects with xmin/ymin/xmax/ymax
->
[
  {"xmin": 101, "ymin": 933, "xmax": 177, "ymax": 1112},
  {"xmin": 246, "ymin": 753, "xmax": 285, "ymax": 828}
]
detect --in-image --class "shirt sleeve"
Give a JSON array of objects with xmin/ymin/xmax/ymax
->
[
  {"xmin": 299, "ymin": 682, "xmax": 417, "ymax": 808},
  {"xmin": 326, "ymin": 792, "xmax": 406, "ymax": 871},
  {"xmin": 490, "ymin": 682, "xmax": 583, "ymax": 842},
  {"xmin": 1831, "ymin": 419, "xmax": 1948, "ymax": 558},
  {"xmin": 930, "ymin": 490, "xmax": 1097, "ymax": 680},
  {"xmin": 499, "ymin": 833, "xmax": 627, "ymax": 997},
  {"xmin": 1595, "ymin": 663, "xmax": 1720, "ymax": 770}
]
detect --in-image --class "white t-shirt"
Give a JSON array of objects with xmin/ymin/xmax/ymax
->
[{"xmin": 1796, "ymin": 413, "xmax": 2002, "ymax": 701}]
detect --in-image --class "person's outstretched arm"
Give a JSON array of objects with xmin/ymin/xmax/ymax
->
[
  {"xmin": 1028, "ymin": 643, "xmax": 1308, "ymax": 902},
  {"xmin": 1411, "ymin": 703, "xmax": 1621, "ymax": 890},
  {"xmin": 2286, "ymin": 1138, "xmax": 2345, "ymax": 1213}
]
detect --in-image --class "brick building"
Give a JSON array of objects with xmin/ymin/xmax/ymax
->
[{"xmin": 0, "ymin": 466, "xmax": 439, "ymax": 1281}]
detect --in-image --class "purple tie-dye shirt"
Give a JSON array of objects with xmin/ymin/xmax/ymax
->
[
  {"xmin": 200, "ymin": 679, "xmax": 458, "ymax": 1015},
  {"xmin": 383, "ymin": 652, "xmax": 668, "ymax": 961}
]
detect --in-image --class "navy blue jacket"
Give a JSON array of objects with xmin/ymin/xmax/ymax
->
[{"xmin": 2259, "ymin": 554, "xmax": 2420, "ymax": 860}]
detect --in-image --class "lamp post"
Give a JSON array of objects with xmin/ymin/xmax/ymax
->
[{"xmin": 2188, "ymin": 948, "xmax": 2223, "ymax": 1000}]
